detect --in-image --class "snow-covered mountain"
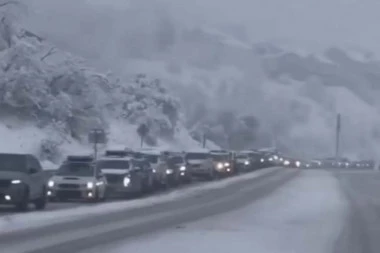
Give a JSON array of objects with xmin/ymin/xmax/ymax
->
[
  {"xmin": 0, "ymin": 1, "xmax": 206, "ymax": 167},
  {"xmin": 4, "ymin": 0, "xmax": 380, "ymax": 160}
]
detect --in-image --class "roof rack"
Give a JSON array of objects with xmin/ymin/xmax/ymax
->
[
  {"xmin": 66, "ymin": 155, "xmax": 94, "ymax": 162},
  {"xmin": 105, "ymin": 150, "xmax": 131, "ymax": 157}
]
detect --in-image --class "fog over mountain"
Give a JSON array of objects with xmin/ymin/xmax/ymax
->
[{"xmin": 1, "ymin": 0, "xmax": 380, "ymax": 161}]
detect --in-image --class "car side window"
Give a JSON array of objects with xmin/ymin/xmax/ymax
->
[
  {"xmin": 134, "ymin": 161, "xmax": 142, "ymax": 170},
  {"xmin": 143, "ymin": 161, "xmax": 150, "ymax": 170},
  {"xmin": 28, "ymin": 156, "xmax": 42, "ymax": 172}
]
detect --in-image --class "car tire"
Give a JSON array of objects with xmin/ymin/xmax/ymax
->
[
  {"xmin": 148, "ymin": 176, "xmax": 155, "ymax": 193},
  {"xmin": 34, "ymin": 187, "xmax": 47, "ymax": 210},
  {"xmin": 91, "ymin": 189, "xmax": 100, "ymax": 203},
  {"xmin": 131, "ymin": 180, "xmax": 144, "ymax": 198},
  {"xmin": 100, "ymin": 188, "xmax": 107, "ymax": 201},
  {"xmin": 208, "ymin": 169, "xmax": 216, "ymax": 181},
  {"xmin": 16, "ymin": 188, "xmax": 29, "ymax": 212},
  {"xmin": 142, "ymin": 178, "xmax": 152, "ymax": 194}
]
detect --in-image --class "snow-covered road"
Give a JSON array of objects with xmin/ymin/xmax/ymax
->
[
  {"xmin": 0, "ymin": 167, "xmax": 297, "ymax": 253},
  {"xmin": 84, "ymin": 170, "xmax": 348, "ymax": 253}
]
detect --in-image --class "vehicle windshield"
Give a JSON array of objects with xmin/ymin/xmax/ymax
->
[
  {"xmin": 185, "ymin": 153, "xmax": 208, "ymax": 160},
  {"xmin": 142, "ymin": 154, "xmax": 159, "ymax": 164},
  {"xmin": 0, "ymin": 154, "xmax": 27, "ymax": 172},
  {"xmin": 210, "ymin": 154, "xmax": 228, "ymax": 161},
  {"xmin": 56, "ymin": 162, "xmax": 95, "ymax": 176},
  {"xmin": 236, "ymin": 154, "xmax": 249, "ymax": 159},
  {"xmin": 169, "ymin": 156, "xmax": 184, "ymax": 164},
  {"xmin": 97, "ymin": 160, "xmax": 130, "ymax": 169}
]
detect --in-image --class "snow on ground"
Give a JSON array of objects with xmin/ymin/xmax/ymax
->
[
  {"xmin": 0, "ymin": 121, "xmax": 87, "ymax": 158},
  {"xmin": 0, "ymin": 167, "xmax": 281, "ymax": 234},
  {"xmin": 0, "ymin": 117, "xmax": 203, "ymax": 170},
  {"xmin": 97, "ymin": 170, "xmax": 347, "ymax": 253}
]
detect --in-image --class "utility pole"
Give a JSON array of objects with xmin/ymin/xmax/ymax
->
[{"xmin": 335, "ymin": 113, "xmax": 341, "ymax": 161}]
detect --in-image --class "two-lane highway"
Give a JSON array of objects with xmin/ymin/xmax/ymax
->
[
  {"xmin": 0, "ymin": 167, "xmax": 298, "ymax": 253},
  {"xmin": 5, "ymin": 168, "xmax": 380, "ymax": 253}
]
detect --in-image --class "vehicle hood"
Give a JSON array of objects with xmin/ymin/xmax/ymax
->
[
  {"xmin": 0, "ymin": 171, "xmax": 28, "ymax": 181},
  {"xmin": 101, "ymin": 168, "xmax": 130, "ymax": 175},
  {"xmin": 187, "ymin": 160, "xmax": 205, "ymax": 165},
  {"xmin": 213, "ymin": 160, "xmax": 228, "ymax": 164},
  {"xmin": 50, "ymin": 175, "xmax": 95, "ymax": 183}
]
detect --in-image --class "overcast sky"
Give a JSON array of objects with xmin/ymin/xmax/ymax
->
[
  {"xmin": 24, "ymin": 0, "xmax": 380, "ymax": 53},
  {"xmin": 154, "ymin": 0, "xmax": 380, "ymax": 52}
]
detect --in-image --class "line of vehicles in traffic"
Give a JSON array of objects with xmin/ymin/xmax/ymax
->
[
  {"xmin": 0, "ymin": 148, "xmax": 374, "ymax": 212},
  {"xmin": 0, "ymin": 148, "xmax": 283, "ymax": 211},
  {"xmin": 281, "ymin": 156, "xmax": 375, "ymax": 169}
]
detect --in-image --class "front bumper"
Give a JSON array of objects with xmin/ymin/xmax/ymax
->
[
  {"xmin": 167, "ymin": 170, "xmax": 190, "ymax": 182},
  {"xmin": 236, "ymin": 163, "xmax": 251, "ymax": 170},
  {"xmin": 190, "ymin": 165, "xmax": 210, "ymax": 176},
  {"xmin": 47, "ymin": 187, "xmax": 96, "ymax": 200},
  {"xmin": 215, "ymin": 166, "xmax": 233, "ymax": 174},
  {"xmin": 0, "ymin": 184, "xmax": 28, "ymax": 204},
  {"xmin": 106, "ymin": 183, "xmax": 141, "ymax": 197},
  {"xmin": 191, "ymin": 169, "xmax": 211, "ymax": 177}
]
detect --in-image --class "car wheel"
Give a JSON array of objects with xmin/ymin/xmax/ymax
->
[
  {"xmin": 148, "ymin": 176, "xmax": 155, "ymax": 192},
  {"xmin": 131, "ymin": 180, "xmax": 144, "ymax": 198},
  {"xmin": 143, "ymin": 178, "xmax": 153, "ymax": 193},
  {"xmin": 208, "ymin": 169, "xmax": 216, "ymax": 181},
  {"xmin": 34, "ymin": 187, "xmax": 47, "ymax": 210},
  {"xmin": 142, "ymin": 178, "xmax": 152, "ymax": 194},
  {"xmin": 100, "ymin": 188, "xmax": 107, "ymax": 201},
  {"xmin": 91, "ymin": 189, "xmax": 100, "ymax": 203},
  {"xmin": 15, "ymin": 188, "xmax": 29, "ymax": 212}
]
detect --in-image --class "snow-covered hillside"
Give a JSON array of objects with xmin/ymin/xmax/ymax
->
[
  {"xmin": 6, "ymin": 0, "xmax": 380, "ymax": 160},
  {"xmin": 0, "ymin": 1, "xmax": 207, "ymax": 167}
]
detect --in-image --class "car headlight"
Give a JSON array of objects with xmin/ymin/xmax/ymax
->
[
  {"xmin": 284, "ymin": 160, "xmax": 290, "ymax": 166},
  {"xmin": 87, "ymin": 182, "xmax": 94, "ymax": 189},
  {"xmin": 279, "ymin": 157, "xmax": 283, "ymax": 161},
  {"xmin": 295, "ymin": 161, "xmax": 301, "ymax": 167},
  {"xmin": 224, "ymin": 162, "xmax": 230, "ymax": 167},
  {"xmin": 273, "ymin": 155, "xmax": 278, "ymax": 160},
  {"xmin": 152, "ymin": 169, "xmax": 156, "ymax": 173},
  {"xmin": 166, "ymin": 169, "xmax": 173, "ymax": 174},
  {"xmin": 260, "ymin": 158, "xmax": 264, "ymax": 163},
  {"xmin": 123, "ymin": 177, "xmax": 130, "ymax": 187},
  {"xmin": 48, "ymin": 180, "xmax": 54, "ymax": 187},
  {"xmin": 179, "ymin": 166, "xmax": 186, "ymax": 171},
  {"xmin": 11, "ymin": 179, "xmax": 21, "ymax": 184},
  {"xmin": 96, "ymin": 181, "xmax": 103, "ymax": 186},
  {"xmin": 244, "ymin": 160, "xmax": 250, "ymax": 165},
  {"xmin": 216, "ymin": 163, "xmax": 224, "ymax": 169},
  {"xmin": 268, "ymin": 158, "xmax": 273, "ymax": 161}
]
